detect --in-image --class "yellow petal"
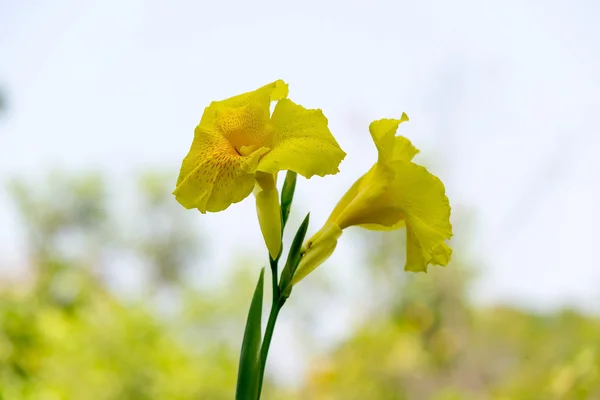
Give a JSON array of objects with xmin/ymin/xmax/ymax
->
[
  {"xmin": 431, "ymin": 242, "xmax": 452, "ymax": 265},
  {"xmin": 257, "ymin": 99, "xmax": 346, "ymax": 178},
  {"xmin": 292, "ymin": 222, "xmax": 343, "ymax": 285},
  {"xmin": 173, "ymin": 125, "xmax": 268, "ymax": 212},
  {"xmin": 327, "ymin": 159, "xmax": 452, "ymax": 272},
  {"xmin": 389, "ymin": 161, "xmax": 453, "ymax": 272},
  {"xmin": 254, "ymin": 172, "xmax": 282, "ymax": 259},
  {"xmin": 368, "ymin": 113, "xmax": 409, "ymax": 163},
  {"xmin": 326, "ymin": 173, "xmax": 368, "ymax": 226},
  {"xmin": 332, "ymin": 164, "xmax": 400, "ymax": 229},
  {"xmin": 393, "ymin": 136, "xmax": 419, "ymax": 162},
  {"xmin": 405, "ymin": 225, "xmax": 427, "ymax": 272},
  {"xmin": 330, "ymin": 114, "xmax": 415, "ymax": 228},
  {"xmin": 358, "ymin": 220, "xmax": 406, "ymax": 231},
  {"xmin": 199, "ymin": 80, "xmax": 288, "ymax": 127},
  {"xmin": 405, "ymin": 227, "xmax": 452, "ymax": 271},
  {"xmin": 215, "ymin": 101, "xmax": 276, "ymax": 153}
]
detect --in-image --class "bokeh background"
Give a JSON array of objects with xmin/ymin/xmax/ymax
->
[{"xmin": 1, "ymin": 0, "xmax": 600, "ymax": 399}]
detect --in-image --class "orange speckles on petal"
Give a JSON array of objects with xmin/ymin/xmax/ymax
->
[
  {"xmin": 173, "ymin": 124, "xmax": 267, "ymax": 212},
  {"xmin": 174, "ymin": 81, "xmax": 288, "ymax": 213},
  {"xmin": 174, "ymin": 79, "xmax": 346, "ymax": 215},
  {"xmin": 216, "ymin": 102, "xmax": 274, "ymax": 153}
]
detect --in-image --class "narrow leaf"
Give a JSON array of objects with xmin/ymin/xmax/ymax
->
[
  {"xmin": 236, "ymin": 268, "xmax": 265, "ymax": 400},
  {"xmin": 279, "ymin": 213, "xmax": 310, "ymax": 297}
]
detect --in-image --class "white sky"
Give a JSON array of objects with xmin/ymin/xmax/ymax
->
[{"xmin": 1, "ymin": 0, "xmax": 600, "ymax": 314}]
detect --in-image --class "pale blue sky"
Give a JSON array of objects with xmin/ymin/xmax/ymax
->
[{"xmin": 1, "ymin": 0, "xmax": 600, "ymax": 316}]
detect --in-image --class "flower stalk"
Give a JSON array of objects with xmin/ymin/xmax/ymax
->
[
  {"xmin": 239, "ymin": 171, "xmax": 309, "ymax": 400},
  {"xmin": 256, "ymin": 257, "xmax": 285, "ymax": 398}
]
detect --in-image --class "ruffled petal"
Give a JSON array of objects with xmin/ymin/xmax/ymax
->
[
  {"xmin": 393, "ymin": 136, "xmax": 419, "ymax": 162},
  {"xmin": 199, "ymin": 80, "xmax": 288, "ymax": 127},
  {"xmin": 405, "ymin": 227, "xmax": 452, "ymax": 271},
  {"xmin": 388, "ymin": 161, "xmax": 453, "ymax": 272},
  {"xmin": 431, "ymin": 242, "xmax": 452, "ymax": 265},
  {"xmin": 173, "ymin": 125, "xmax": 268, "ymax": 212},
  {"xmin": 257, "ymin": 99, "xmax": 346, "ymax": 178},
  {"xmin": 368, "ymin": 113, "xmax": 410, "ymax": 163}
]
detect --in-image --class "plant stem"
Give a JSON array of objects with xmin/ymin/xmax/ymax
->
[
  {"xmin": 269, "ymin": 257, "xmax": 279, "ymax": 302},
  {"xmin": 255, "ymin": 171, "xmax": 297, "ymax": 398},
  {"xmin": 258, "ymin": 298, "xmax": 284, "ymax": 388},
  {"xmin": 256, "ymin": 258, "xmax": 286, "ymax": 399}
]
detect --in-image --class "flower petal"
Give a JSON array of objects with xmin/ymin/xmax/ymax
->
[
  {"xmin": 332, "ymin": 164, "xmax": 400, "ymax": 229},
  {"xmin": 200, "ymin": 80, "xmax": 288, "ymax": 127},
  {"xmin": 431, "ymin": 242, "xmax": 452, "ymax": 265},
  {"xmin": 257, "ymin": 99, "xmax": 346, "ymax": 178},
  {"xmin": 389, "ymin": 161, "xmax": 452, "ymax": 272},
  {"xmin": 405, "ymin": 227, "xmax": 452, "ymax": 271},
  {"xmin": 393, "ymin": 136, "xmax": 419, "ymax": 162},
  {"xmin": 326, "ymin": 173, "xmax": 367, "ymax": 226},
  {"xmin": 368, "ymin": 113, "xmax": 410, "ymax": 163},
  {"xmin": 215, "ymin": 101, "xmax": 276, "ymax": 152},
  {"xmin": 173, "ymin": 125, "xmax": 268, "ymax": 212},
  {"xmin": 331, "ymin": 117, "xmax": 420, "ymax": 230},
  {"xmin": 358, "ymin": 220, "xmax": 406, "ymax": 231}
]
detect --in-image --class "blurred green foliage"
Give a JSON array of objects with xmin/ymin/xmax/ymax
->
[
  {"xmin": 300, "ymin": 266, "xmax": 600, "ymax": 399},
  {"xmin": 1, "ymin": 172, "xmax": 599, "ymax": 399},
  {"xmin": 1, "ymin": 173, "xmax": 244, "ymax": 399}
]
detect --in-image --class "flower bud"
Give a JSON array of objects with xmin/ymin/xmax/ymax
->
[{"xmin": 292, "ymin": 222, "xmax": 343, "ymax": 285}]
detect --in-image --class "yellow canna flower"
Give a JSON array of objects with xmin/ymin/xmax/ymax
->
[
  {"xmin": 173, "ymin": 80, "xmax": 346, "ymax": 258},
  {"xmin": 292, "ymin": 113, "xmax": 452, "ymax": 284}
]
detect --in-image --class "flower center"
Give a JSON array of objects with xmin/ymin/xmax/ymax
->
[
  {"xmin": 216, "ymin": 103, "xmax": 275, "ymax": 157},
  {"xmin": 238, "ymin": 145, "xmax": 257, "ymax": 156}
]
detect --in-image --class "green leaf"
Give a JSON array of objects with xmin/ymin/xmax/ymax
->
[
  {"xmin": 279, "ymin": 213, "xmax": 310, "ymax": 298},
  {"xmin": 236, "ymin": 268, "xmax": 265, "ymax": 400},
  {"xmin": 280, "ymin": 171, "xmax": 297, "ymax": 230}
]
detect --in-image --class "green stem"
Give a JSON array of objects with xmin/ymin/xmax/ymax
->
[
  {"xmin": 255, "ymin": 171, "xmax": 297, "ymax": 398},
  {"xmin": 256, "ymin": 259, "xmax": 286, "ymax": 399},
  {"xmin": 269, "ymin": 257, "xmax": 279, "ymax": 302}
]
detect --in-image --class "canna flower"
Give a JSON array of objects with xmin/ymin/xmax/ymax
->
[
  {"xmin": 173, "ymin": 80, "xmax": 346, "ymax": 258},
  {"xmin": 292, "ymin": 113, "xmax": 452, "ymax": 284}
]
